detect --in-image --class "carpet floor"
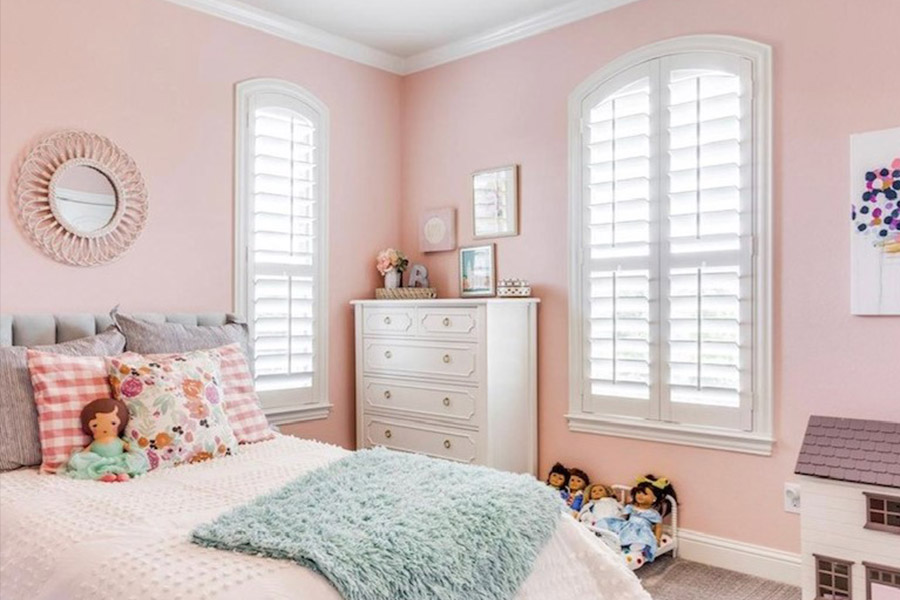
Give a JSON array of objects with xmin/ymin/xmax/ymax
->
[{"xmin": 639, "ymin": 557, "xmax": 800, "ymax": 600}]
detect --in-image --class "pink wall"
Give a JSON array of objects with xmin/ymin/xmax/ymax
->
[
  {"xmin": 400, "ymin": 0, "xmax": 900, "ymax": 552},
  {"xmin": 0, "ymin": 0, "xmax": 403, "ymax": 449}
]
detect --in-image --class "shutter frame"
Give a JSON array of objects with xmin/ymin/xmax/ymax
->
[
  {"xmin": 567, "ymin": 36, "xmax": 773, "ymax": 453},
  {"xmin": 235, "ymin": 79, "xmax": 330, "ymax": 418}
]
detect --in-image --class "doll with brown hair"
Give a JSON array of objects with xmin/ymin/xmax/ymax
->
[
  {"xmin": 545, "ymin": 462, "xmax": 570, "ymax": 501},
  {"xmin": 565, "ymin": 468, "xmax": 590, "ymax": 513},
  {"xmin": 594, "ymin": 474, "xmax": 677, "ymax": 570},
  {"xmin": 578, "ymin": 483, "xmax": 621, "ymax": 524},
  {"xmin": 64, "ymin": 398, "xmax": 149, "ymax": 482}
]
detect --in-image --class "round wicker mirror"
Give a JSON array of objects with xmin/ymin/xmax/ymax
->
[{"xmin": 15, "ymin": 130, "xmax": 148, "ymax": 266}]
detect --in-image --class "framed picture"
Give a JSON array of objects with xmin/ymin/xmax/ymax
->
[
  {"xmin": 850, "ymin": 126, "xmax": 900, "ymax": 315},
  {"xmin": 472, "ymin": 165, "xmax": 518, "ymax": 238},
  {"xmin": 419, "ymin": 207, "xmax": 456, "ymax": 253},
  {"xmin": 459, "ymin": 244, "xmax": 496, "ymax": 297}
]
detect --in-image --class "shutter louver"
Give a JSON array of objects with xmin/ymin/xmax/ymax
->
[
  {"xmin": 251, "ymin": 106, "xmax": 317, "ymax": 392},
  {"xmin": 584, "ymin": 75, "xmax": 655, "ymax": 410}
]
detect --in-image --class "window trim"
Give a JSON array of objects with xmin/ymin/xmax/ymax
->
[
  {"xmin": 814, "ymin": 555, "xmax": 854, "ymax": 600},
  {"xmin": 566, "ymin": 35, "xmax": 773, "ymax": 455},
  {"xmin": 865, "ymin": 562, "xmax": 900, "ymax": 600},
  {"xmin": 863, "ymin": 492, "xmax": 900, "ymax": 535},
  {"xmin": 234, "ymin": 78, "xmax": 331, "ymax": 423}
]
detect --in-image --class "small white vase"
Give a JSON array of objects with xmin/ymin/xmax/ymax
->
[{"xmin": 384, "ymin": 268, "xmax": 401, "ymax": 289}]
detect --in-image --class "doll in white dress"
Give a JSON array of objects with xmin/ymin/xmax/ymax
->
[{"xmin": 578, "ymin": 483, "xmax": 621, "ymax": 524}]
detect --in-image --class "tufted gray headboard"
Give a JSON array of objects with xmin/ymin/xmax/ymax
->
[{"xmin": 0, "ymin": 313, "xmax": 233, "ymax": 347}]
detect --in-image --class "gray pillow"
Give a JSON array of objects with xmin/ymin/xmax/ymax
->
[
  {"xmin": 0, "ymin": 328, "xmax": 126, "ymax": 471},
  {"xmin": 113, "ymin": 312, "xmax": 250, "ymax": 358}
]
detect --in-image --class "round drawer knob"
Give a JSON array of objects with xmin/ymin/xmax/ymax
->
[
  {"xmin": 384, "ymin": 350, "xmax": 392, "ymax": 359},
  {"xmin": 384, "ymin": 316, "xmax": 392, "ymax": 325},
  {"xmin": 442, "ymin": 397, "xmax": 451, "ymax": 407},
  {"xmin": 442, "ymin": 354, "xmax": 451, "ymax": 363},
  {"xmin": 442, "ymin": 317, "xmax": 451, "ymax": 327},
  {"xmin": 384, "ymin": 390, "xmax": 392, "ymax": 399},
  {"xmin": 384, "ymin": 429, "xmax": 392, "ymax": 439},
  {"xmin": 443, "ymin": 439, "xmax": 451, "ymax": 449}
]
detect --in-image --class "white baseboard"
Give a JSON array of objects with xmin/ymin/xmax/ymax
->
[{"xmin": 677, "ymin": 529, "xmax": 801, "ymax": 586}]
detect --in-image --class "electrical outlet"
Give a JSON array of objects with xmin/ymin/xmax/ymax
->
[{"xmin": 784, "ymin": 483, "xmax": 801, "ymax": 514}]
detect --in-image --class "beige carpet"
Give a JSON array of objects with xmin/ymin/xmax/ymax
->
[{"xmin": 639, "ymin": 557, "xmax": 800, "ymax": 600}]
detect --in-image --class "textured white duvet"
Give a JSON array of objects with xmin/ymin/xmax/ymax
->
[{"xmin": 0, "ymin": 435, "xmax": 650, "ymax": 600}]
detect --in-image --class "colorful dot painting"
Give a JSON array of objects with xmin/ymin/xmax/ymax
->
[{"xmin": 851, "ymin": 157, "xmax": 900, "ymax": 253}]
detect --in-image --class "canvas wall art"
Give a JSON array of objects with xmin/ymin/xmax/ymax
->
[{"xmin": 850, "ymin": 127, "xmax": 900, "ymax": 315}]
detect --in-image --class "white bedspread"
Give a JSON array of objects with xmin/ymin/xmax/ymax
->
[{"xmin": 0, "ymin": 435, "xmax": 649, "ymax": 600}]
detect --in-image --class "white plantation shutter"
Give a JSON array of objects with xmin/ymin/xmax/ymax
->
[
  {"xmin": 236, "ymin": 81, "xmax": 329, "ymax": 417},
  {"xmin": 659, "ymin": 54, "xmax": 753, "ymax": 430},
  {"xmin": 574, "ymin": 41, "xmax": 769, "ymax": 436},
  {"xmin": 583, "ymin": 64, "xmax": 657, "ymax": 418}
]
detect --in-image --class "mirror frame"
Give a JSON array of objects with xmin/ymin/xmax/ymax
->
[
  {"xmin": 15, "ymin": 130, "xmax": 148, "ymax": 266},
  {"xmin": 472, "ymin": 164, "xmax": 519, "ymax": 239}
]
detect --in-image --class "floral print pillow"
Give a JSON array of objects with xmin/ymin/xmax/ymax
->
[{"xmin": 106, "ymin": 350, "xmax": 238, "ymax": 471}]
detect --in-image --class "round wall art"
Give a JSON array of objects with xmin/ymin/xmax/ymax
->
[{"xmin": 14, "ymin": 130, "xmax": 149, "ymax": 266}]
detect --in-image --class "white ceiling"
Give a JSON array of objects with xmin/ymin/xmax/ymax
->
[
  {"xmin": 166, "ymin": 0, "xmax": 640, "ymax": 73},
  {"xmin": 240, "ymin": 0, "xmax": 571, "ymax": 57}
]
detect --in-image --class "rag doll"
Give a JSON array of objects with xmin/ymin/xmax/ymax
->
[
  {"xmin": 546, "ymin": 462, "xmax": 571, "ymax": 502},
  {"xmin": 64, "ymin": 398, "xmax": 149, "ymax": 482},
  {"xmin": 565, "ymin": 468, "xmax": 590, "ymax": 513},
  {"xmin": 578, "ymin": 483, "xmax": 621, "ymax": 525},
  {"xmin": 594, "ymin": 474, "xmax": 677, "ymax": 570}
]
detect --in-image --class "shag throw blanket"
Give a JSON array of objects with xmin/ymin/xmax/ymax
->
[{"xmin": 191, "ymin": 447, "xmax": 562, "ymax": 600}]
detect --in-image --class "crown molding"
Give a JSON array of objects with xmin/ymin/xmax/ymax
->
[
  {"xmin": 402, "ymin": 0, "xmax": 642, "ymax": 73},
  {"xmin": 162, "ymin": 0, "xmax": 643, "ymax": 76},
  {"xmin": 162, "ymin": 0, "xmax": 407, "ymax": 74}
]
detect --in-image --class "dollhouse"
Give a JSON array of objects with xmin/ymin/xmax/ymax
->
[{"xmin": 795, "ymin": 416, "xmax": 900, "ymax": 600}]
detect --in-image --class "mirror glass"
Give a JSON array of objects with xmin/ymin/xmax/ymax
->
[
  {"xmin": 473, "ymin": 165, "xmax": 518, "ymax": 238},
  {"xmin": 54, "ymin": 164, "xmax": 117, "ymax": 233}
]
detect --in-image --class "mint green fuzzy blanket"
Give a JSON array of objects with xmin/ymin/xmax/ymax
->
[{"xmin": 191, "ymin": 448, "xmax": 561, "ymax": 600}]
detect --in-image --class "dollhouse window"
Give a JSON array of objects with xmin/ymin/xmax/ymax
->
[
  {"xmin": 567, "ymin": 36, "xmax": 774, "ymax": 455},
  {"xmin": 234, "ymin": 79, "xmax": 331, "ymax": 423},
  {"xmin": 864, "ymin": 493, "xmax": 900, "ymax": 534},
  {"xmin": 815, "ymin": 555, "xmax": 853, "ymax": 599},
  {"xmin": 865, "ymin": 564, "xmax": 900, "ymax": 600}
]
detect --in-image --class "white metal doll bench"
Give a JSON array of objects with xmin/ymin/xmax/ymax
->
[{"xmin": 586, "ymin": 484, "xmax": 679, "ymax": 570}]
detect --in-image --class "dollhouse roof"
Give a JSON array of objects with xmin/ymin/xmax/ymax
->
[{"xmin": 795, "ymin": 416, "xmax": 900, "ymax": 489}]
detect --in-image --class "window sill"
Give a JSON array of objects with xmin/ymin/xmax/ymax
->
[
  {"xmin": 566, "ymin": 413, "xmax": 774, "ymax": 456},
  {"xmin": 265, "ymin": 402, "xmax": 332, "ymax": 425}
]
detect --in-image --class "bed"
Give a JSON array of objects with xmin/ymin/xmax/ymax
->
[{"xmin": 0, "ymin": 313, "xmax": 650, "ymax": 600}]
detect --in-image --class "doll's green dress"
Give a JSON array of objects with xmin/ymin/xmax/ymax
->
[{"xmin": 64, "ymin": 438, "xmax": 149, "ymax": 480}]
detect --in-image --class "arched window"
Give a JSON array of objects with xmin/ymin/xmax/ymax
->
[
  {"xmin": 567, "ymin": 36, "xmax": 772, "ymax": 453},
  {"xmin": 235, "ymin": 78, "xmax": 329, "ymax": 423}
]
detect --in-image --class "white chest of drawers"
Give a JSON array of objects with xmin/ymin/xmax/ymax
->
[{"xmin": 352, "ymin": 299, "xmax": 538, "ymax": 475}]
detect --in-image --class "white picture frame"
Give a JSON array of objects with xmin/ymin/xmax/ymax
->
[
  {"xmin": 472, "ymin": 165, "xmax": 518, "ymax": 238},
  {"xmin": 459, "ymin": 244, "xmax": 496, "ymax": 297}
]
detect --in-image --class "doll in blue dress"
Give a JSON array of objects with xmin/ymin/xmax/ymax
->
[
  {"xmin": 545, "ymin": 462, "xmax": 571, "ymax": 504},
  {"xmin": 595, "ymin": 474, "xmax": 677, "ymax": 570},
  {"xmin": 65, "ymin": 398, "xmax": 148, "ymax": 482}
]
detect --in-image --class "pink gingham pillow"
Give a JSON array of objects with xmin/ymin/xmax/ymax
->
[
  {"xmin": 214, "ymin": 344, "xmax": 273, "ymax": 444},
  {"xmin": 121, "ymin": 344, "xmax": 272, "ymax": 444},
  {"xmin": 26, "ymin": 350, "xmax": 113, "ymax": 473}
]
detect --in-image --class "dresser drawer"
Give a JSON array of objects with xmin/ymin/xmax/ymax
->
[
  {"xmin": 362, "ymin": 378, "xmax": 477, "ymax": 424},
  {"xmin": 363, "ymin": 339, "xmax": 478, "ymax": 382},
  {"xmin": 417, "ymin": 307, "xmax": 479, "ymax": 340},
  {"xmin": 363, "ymin": 416, "xmax": 479, "ymax": 463},
  {"xmin": 362, "ymin": 306, "xmax": 415, "ymax": 336}
]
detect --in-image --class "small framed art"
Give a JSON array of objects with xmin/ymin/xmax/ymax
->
[
  {"xmin": 472, "ymin": 165, "xmax": 518, "ymax": 238},
  {"xmin": 419, "ymin": 207, "xmax": 456, "ymax": 252},
  {"xmin": 459, "ymin": 244, "xmax": 496, "ymax": 297}
]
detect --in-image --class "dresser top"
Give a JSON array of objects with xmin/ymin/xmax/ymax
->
[{"xmin": 350, "ymin": 298, "xmax": 539, "ymax": 305}]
